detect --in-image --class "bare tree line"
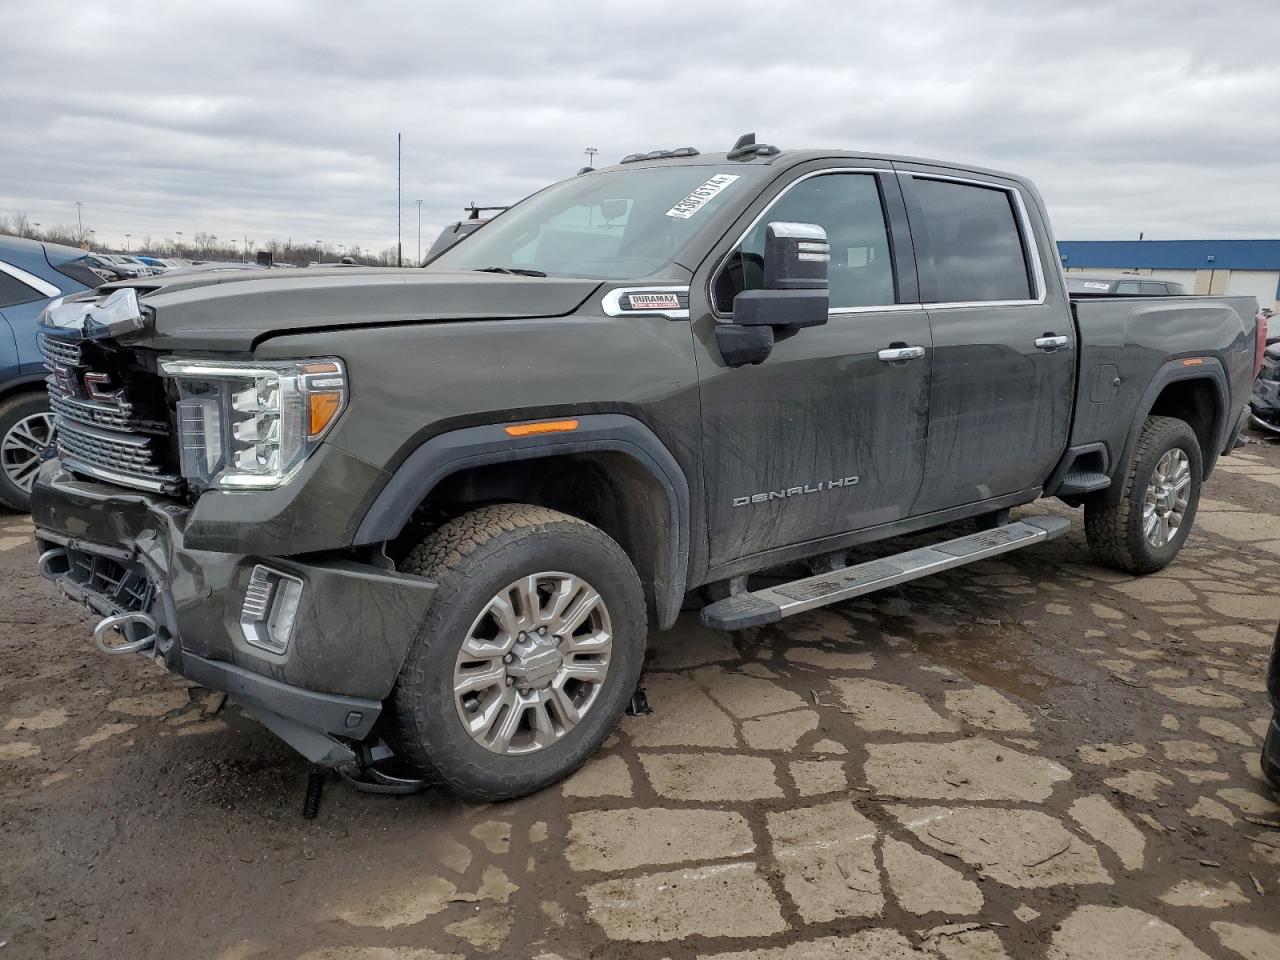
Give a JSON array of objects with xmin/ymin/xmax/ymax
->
[{"xmin": 0, "ymin": 212, "xmax": 409, "ymax": 266}]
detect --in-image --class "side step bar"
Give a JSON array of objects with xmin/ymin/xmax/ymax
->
[{"xmin": 701, "ymin": 515, "xmax": 1072, "ymax": 631}]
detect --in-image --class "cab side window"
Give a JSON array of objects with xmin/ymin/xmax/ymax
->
[
  {"xmin": 911, "ymin": 178, "xmax": 1033, "ymax": 303},
  {"xmin": 713, "ymin": 173, "xmax": 896, "ymax": 312},
  {"xmin": 1115, "ymin": 280, "xmax": 1142, "ymax": 294}
]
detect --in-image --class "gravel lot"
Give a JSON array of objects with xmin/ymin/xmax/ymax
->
[{"xmin": 3, "ymin": 439, "xmax": 1280, "ymax": 960}]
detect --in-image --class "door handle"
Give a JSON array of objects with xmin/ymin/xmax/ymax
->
[
  {"xmin": 1035, "ymin": 335, "xmax": 1069, "ymax": 351},
  {"xmin": 877, "ymin": 345, "xmax": 926, "ymax": 362}
]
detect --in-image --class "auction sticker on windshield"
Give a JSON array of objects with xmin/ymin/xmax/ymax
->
[{"xmin": 666, "ymin": 174, "xmax": 740, "ymax": 219}]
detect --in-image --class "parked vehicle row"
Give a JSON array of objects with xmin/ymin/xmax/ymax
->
[{"xmin": 0, "ymin": 236, "xmax": 99, "ymax": 509}]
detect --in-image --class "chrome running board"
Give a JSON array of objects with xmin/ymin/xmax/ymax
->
[{"xmin": 701, "ymin": 515, "xmax": 1072, "ymax": 631}]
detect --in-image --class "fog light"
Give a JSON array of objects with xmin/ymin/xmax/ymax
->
[{"xmin": 240, "ymin": 564, "xmax": 304, "ymax": 655}]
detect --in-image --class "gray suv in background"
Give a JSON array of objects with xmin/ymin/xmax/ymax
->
[{"xmin": 1064, "ymin": 273, "xmax": 1188, "ymax": 296}]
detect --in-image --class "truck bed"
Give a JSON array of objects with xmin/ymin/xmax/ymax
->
[{"xmin": 1067, "ymin": 294, "xmax": 1258, "ymax": 487}]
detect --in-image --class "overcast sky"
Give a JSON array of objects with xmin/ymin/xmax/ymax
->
[{"xmin": 3, "ymin": 0, "xmax": 1278, "ymax": 256}]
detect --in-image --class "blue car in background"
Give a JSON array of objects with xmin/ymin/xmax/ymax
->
[{"xmin": 0, "ymin": 236, "xmax": 103, "ymax": 510}]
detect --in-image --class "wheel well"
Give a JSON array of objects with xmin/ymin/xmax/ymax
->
[
  {"xmin": 0, "ymin": 379, "xmax": 46, "ymax": 403},
  {"xmin": 1147, "ymin": 378, "xmax": 1219, "ymax": 466},
  {"xmin": 389, "ymin": 452, "xmax": 673, "ymax": 623}
]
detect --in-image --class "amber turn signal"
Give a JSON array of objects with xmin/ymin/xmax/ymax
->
[
  {"xmin": 504, "ymin": 419, "xmax": 580, "ymax": 437},
  {"xmin": 308, "ymin": 392, "xmax": 343, "ymax": 437}
]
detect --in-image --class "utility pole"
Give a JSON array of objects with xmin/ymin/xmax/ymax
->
[
  {"xmin": 415, "ymin": 199, "xmax": 424, "ymax": 264},
  {"xmin": 584, "ymin": 146, "xmax": 599, "ymax": 168},
  {"xmin": 397, "ymin": 133, "xmax": 403, "ymax": 267}
]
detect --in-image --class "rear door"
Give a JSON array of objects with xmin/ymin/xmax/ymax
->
[
  {"xmin": 896, "ymin": 169, "xmax": 1074, "ymax": 515},
  {"xmin": 694, "ymin": 164, "xmax": 933, "ymax": 569}
]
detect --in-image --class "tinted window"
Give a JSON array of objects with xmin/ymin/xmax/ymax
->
[
  {"xmin": 912, "ymin": 178, "xmax": 1033, "ymax": 303},
  {"xmin": 1141, "ymin": 282, "xmax": 1167, "ymax": 295},
  {"xmin": 1114, "ymin": 280, "xmax": 1142, "ymax": 294},
  {"xmin": 714, "ymin": 173, "xmax": 895, "ymax": 311},
  {"xmin": 0, "ymin": 267, "xmax": 43, "ymax": 309}
]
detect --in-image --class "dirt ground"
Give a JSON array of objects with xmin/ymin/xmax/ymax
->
[{"xmin": 2, "ymin": 439, "xmax": 1280, "ymax": 960}]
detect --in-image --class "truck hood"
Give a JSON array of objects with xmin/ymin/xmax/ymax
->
[{"xmin": 97, "ymin": 267, "xmax": 602, "ymax": 352}]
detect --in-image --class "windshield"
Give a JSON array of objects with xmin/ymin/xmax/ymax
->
[{"xmin": 430, "ymin": 165, "xmax": 758, "ymax": 280}]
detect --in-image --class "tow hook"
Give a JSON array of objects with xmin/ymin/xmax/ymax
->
[{"xmin": 93, "ymin": 611, "xmax": 158, "ymax": 655}]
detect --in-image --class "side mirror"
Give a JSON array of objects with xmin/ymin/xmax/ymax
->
[{"xmin": 717, "ymin": 222, "xmax": 830, "ymax": 367}]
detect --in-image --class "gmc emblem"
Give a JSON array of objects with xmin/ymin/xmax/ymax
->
[
  {"xmin": 83, "ymin": 372, "xmax": 120, "ymax": 402},
  {"xmin": 50, "ymin": 364, "xmax": 76, "ymax": 398}
]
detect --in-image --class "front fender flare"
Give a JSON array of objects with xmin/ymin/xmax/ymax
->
[{"xmin": 353, "ymin": 414, "xmax": 690, "ymax": 629}]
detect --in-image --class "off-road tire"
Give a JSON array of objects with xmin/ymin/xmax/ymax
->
[
  {"xmin": 1084, "ymin": 415, "xmax": 1202, "ymax": 575},
  {"xmin": 389, "ymin": 503, "xmax": 646, "ymax": 801},
  {"xmin": 0, "ymin": 391, "xmax": 52, "ymax": 512}
]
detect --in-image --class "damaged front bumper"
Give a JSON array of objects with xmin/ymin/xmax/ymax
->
[{"xmin": 32, "ymin": 461, "xmax": 435, "ymax": 766}]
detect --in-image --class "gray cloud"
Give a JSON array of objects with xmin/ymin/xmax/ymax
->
[{"xmin": 2, "ymin": 0, "xmax": 1278, "ymax": 254}]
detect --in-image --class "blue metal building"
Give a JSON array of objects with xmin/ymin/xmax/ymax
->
[{"xmin": 1056, "ymin": 239, "xmax": 1280, "ymax": 308}]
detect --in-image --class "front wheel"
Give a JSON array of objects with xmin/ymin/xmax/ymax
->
[
  {"xmin": 1085, "ymin": 415, "xmax": 1202, "ymax": 575},
  {"xmin": 390, "ymin": 504, "xmax": 646, "ymax": 801}
]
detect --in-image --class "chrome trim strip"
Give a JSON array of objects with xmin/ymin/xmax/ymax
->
[
  {"xmin": 57, "ymin": 455, "xmax": 179, "ymax": 493},
  {"xmin": 0, "ymin": 259, "xmax": 61, "ymax": 298},
  {"xmin": 601, "ymin": 285, "xmax": 691, "ymax": 319}
]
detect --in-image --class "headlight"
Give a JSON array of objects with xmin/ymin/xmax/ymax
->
[{"xmin": 160, "ymin": 357, "xmax": 347, "ymax": 490}]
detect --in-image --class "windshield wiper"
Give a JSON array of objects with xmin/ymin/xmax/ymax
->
[{"xmin": 473, "ymin": 266, "xmax": 548, "ymax": 277}]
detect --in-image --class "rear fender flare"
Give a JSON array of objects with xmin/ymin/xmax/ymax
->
[
  {"xmin": 353, "ymin": 414, "xmax": 690, "ymax": 629},
  {"xmin": 1104, "ymin": 358, "xmax": 1227, "ymax": 506}
]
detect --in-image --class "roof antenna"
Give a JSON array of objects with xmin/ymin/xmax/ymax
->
[{"xmin": 727, "ymin": 132, "xmax": 757, "ymax": 160}]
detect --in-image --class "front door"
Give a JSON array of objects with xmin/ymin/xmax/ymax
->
[
  {"xmin": 896, "ymin": 169, "xmax": 1075, "ymax": 515},
  {"xmin": 693, "ymin": 167, "xmax": 933, "ymax": 571}
]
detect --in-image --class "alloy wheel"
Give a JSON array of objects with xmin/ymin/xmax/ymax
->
[
  {"xmin": 452, "ymin": 571, "xmax": 612, "ymax": 755},
  {"xmin": 1, "ymin": 412, "xmax": 55, "ymax": 494},
  {"xmin": 1142, "ymin": 448, "xmax": 1191, "ymax": 548}
]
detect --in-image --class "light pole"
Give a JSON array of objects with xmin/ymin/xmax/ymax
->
[
  {"xmin": 415, "ymin": 199, "xmax": 424, "ymax": 264},
  {"xmin": 584, "ymin": 146, "xmax": 599, "ymax": 169},
  {"xmin": 316, "ymin": 241, "xmax": 323, "ymax": 263},
  {"xmin": 32, "ymin": 222, "xmax": 40, "ymax": 238},
  {"xmin": 74, "ymin": 201, "xmax": 83, "ymax": 239},
  {"xmin": 124, "ymin": 233, "xmax": 131, "ymax": 251}
]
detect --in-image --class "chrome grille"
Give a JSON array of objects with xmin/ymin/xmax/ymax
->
[
  {"xmin": 38, "ymin": 333, "xmax": 83, "ymax": 367},
  {"xmin": 50, "ymin": 393, "xmax": 167, "ymax": 435},
  {"xmin": 39, "ymin": 333, "xmax": 180, "ymax": 493}
]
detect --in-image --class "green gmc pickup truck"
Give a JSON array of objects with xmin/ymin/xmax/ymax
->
[{"xmin": 32, "ymin": 135, "xmax": 1263, "ymax": 799}]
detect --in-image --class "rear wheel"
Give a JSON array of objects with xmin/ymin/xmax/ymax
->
[
  {"xmin": 1085, "ymin": 415, "xmax": 1202, "ymax": 574},
  {"xmin": 390, "ymin": 504, "xmax": 646, "ymax": 800},
  {"xmin": 0, "ymin": 392, "xmax": 54, "ymax": 512}
]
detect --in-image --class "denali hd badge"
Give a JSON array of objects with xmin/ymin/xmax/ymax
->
[
  {"xmin": 732, "ymin": 476, "xmax": 859, "ymax": 507},
  {"xmin": 627, "ymin": 293, "xmax": 682, "ymax": 311}
]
